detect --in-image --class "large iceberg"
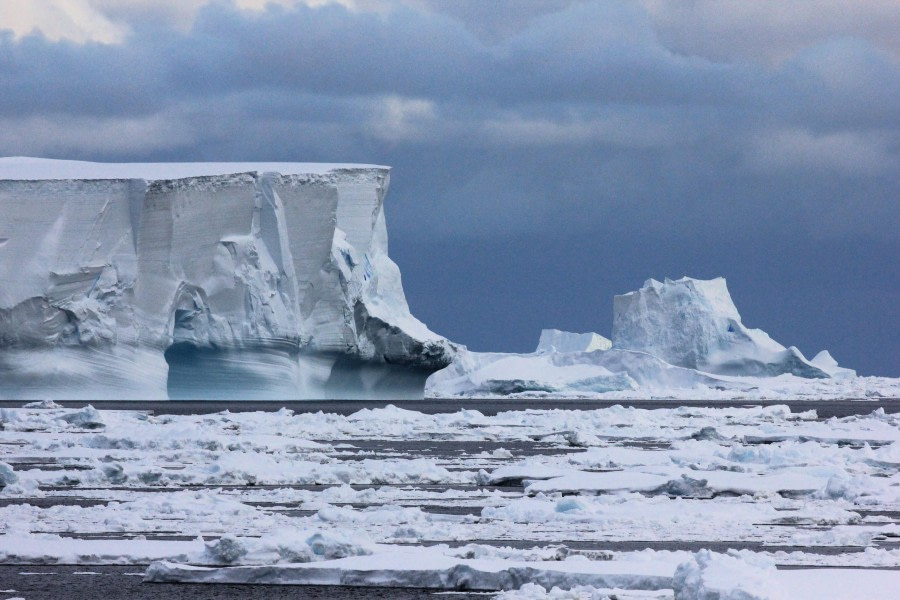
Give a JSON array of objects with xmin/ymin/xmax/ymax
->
[{"xmin": 0, "ymin": 157, "xmax": 453, "ymax": 400}]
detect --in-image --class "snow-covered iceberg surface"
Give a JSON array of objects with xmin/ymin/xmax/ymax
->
[
  {"xmin": 0, "ymin": 157, "xmax": 453, "ymax": 399},
  {"xmin": 426, "ymin": 277, "xmax": 890, "ymax": 399}
]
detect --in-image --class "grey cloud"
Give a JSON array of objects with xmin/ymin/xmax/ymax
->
[
  {"xmin": 413, "ymin": 0, "xmax": 589, "ymax": 42},
  {"xmin": 643, "ymin": 0, "xmax": 900, "ymax": 65},
  {"xmin": 1, "ymin": 1, "xmax": 893, "ymax": 123},
  {"xmin": 0, "ymin": 3, "xmax": 756, "ymax": 116}
]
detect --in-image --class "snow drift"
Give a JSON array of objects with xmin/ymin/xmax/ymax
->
[{"xmin": 0, "ymin": 157, "xmax": 453, "ymax": 400}]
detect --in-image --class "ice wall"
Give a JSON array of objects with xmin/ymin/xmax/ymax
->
[{"xmin": 0, "ymin": 158, "xmax": 453, "ymax": 399}]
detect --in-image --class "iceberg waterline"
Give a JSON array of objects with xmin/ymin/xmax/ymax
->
[{"xmin": 0, "ymin": 157, "xmax": 454, "ymax": 399}]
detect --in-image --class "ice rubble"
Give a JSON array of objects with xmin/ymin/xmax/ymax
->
[
  {"xmin": 426, "ymin": 277, "xmax": 883, "ymax": 399},
  {"xmin": 3, "ymin": 404, "xmax": 900, "ymax": 596},
  {"xmin": 0, "ymin": 157, "xmax": 453, "ymax": 399},
  {"xmin": 0, "ymin": 461, "xmax": 16, "ymax": 488}
]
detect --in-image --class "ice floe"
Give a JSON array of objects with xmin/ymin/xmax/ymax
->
[{"xmin": 2, "ymin": 403, "xmax": 899, "ymax": 596}]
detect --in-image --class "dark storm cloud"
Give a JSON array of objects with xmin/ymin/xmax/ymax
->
[
  {"xmin": 0, "ymin": 3, "xmax": 791, "ymax": 113},
  {"xmin": 0, "ymin": 3, "xmax": 677, "ymax": 113},
  {"xmin": 2, "ymin": 2, "xmax": 896, "ymax": 128},
  {"xmin": 0, "ymin": 0, "xmax": 897, "ymax": 374}
]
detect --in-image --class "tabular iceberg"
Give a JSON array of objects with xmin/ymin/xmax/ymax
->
[{"xmin": 0, "ymin": 157, "xmax": 454, "ymax": 400}]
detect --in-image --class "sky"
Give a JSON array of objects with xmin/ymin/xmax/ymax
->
[{"xmin": 0, "ymin": 0, "xmax": 897, "ymax": 376}]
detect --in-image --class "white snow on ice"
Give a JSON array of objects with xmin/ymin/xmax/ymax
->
[{"xmin": 1, "ymin": 404, "xmax": 899, "ymax": 598}]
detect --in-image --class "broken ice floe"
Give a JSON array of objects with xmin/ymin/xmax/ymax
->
[{"xmin": 2, "ymin": 404, "xmax": 899, "ymax": 597}]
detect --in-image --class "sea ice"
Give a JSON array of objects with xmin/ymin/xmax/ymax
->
[
  {"xmin": 144, "ymin": 545, "xmax": 677, "ymax": 590},
  {"xmin": 672, "ymin": 550, "xmax": 784, "ymax": 600},
  {"xmin": 0, "ymin": 462, "xmax": 16, "ymax": 488},
  {"xmin": 2, "ymin": 404, "xmax": 899, "ymax": 595}
]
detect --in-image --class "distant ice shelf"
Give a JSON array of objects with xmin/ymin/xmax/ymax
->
[{"xmin": 0, "ymin": 157, "xmax": 455, "ymax": 400}]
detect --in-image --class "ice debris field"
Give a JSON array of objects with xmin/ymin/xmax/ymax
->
[
  {"xmin": 2, "ymin": 158, "xmax": 898, "ymax": 402},
  {"xmin": 2, "ymin": 401, "xmax": 900, "ymax": 598}
]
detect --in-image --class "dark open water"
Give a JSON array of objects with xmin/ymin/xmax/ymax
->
[{"xmin": 2, "ymin": 398, "xmax": 896, "ymax": 419}]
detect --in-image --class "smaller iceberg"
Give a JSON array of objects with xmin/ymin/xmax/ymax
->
[
  {"xmin": 426, "ymin": 276, "xmax": 868, "ymax": 398},
  {"xmin": 536, "ymin": 329, "xmax": 611, "ymax": 353},
  {"xmin": 612, "ymin": 277, "xmax": 828, "ymax": 379},
  {"xmin": 810, "ymin": 351, "xmax": 856, "ymax": 379}
]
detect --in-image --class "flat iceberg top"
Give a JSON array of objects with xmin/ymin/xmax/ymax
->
[{"xmin": 0, "ymin": 157, "xmax": 389, "ymax": 181}]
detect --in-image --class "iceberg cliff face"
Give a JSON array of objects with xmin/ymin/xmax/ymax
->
[
  {"xmin": 612, "ymin": 277, "xmax": 828, "ymax": 378},
  {"xmin": 0, "ymin": 157, "xmax": 453, "ymax": 399}
]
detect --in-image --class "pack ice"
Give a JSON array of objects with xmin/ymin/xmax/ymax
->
[
  {"xmin": 0, "ymin": 157, "xmax": 453, "ymax": 400},
  {"xmin": 426, "ymin": 277, "xmax": 881, "ymax": 399}
]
